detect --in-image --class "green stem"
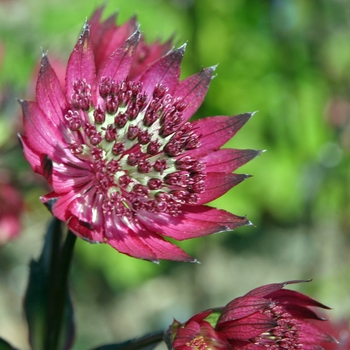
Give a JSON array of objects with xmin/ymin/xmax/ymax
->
[
  {"xmin": 44, "ymin": 226, "xmax": 76, "ymax": 350},
  {"xmin": 93, "ymin": 331, "xmax": 165, "ymax": 350}
]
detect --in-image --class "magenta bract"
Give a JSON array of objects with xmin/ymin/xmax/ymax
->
[
  {"xmin": 19, "ymin": 7, "xmax": 259, "ymax": 261},
  {"xmin": 170, "ymin": 280, "xmax": 336, "ymax": 349}
]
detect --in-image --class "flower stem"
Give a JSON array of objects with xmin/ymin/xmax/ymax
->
[
  {"xmin": 93, "ymin": 331, "xmax": 165, "ymax": 350},
  {"xmin": 44, "ymin": 224, "xmax": 76, "ymax": 350}
]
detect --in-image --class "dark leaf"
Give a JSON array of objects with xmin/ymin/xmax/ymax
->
[
  {"xmin": 23, "ymin": 218, "xmax": 75, "ymax": 350},
  {"xmin": 0, "ymin": 338, "xmax": 18, "ymax": 350}
]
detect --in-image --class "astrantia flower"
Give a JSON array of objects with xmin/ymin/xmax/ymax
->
[
  {"xmin": 0, "ymin": 182, "xmax": 23, "ymax": 244},
  {"xmin": 19, "ymin": 7, "xmax": 259, "ymax": 262},
  {"xmin": 169, "ymin": 280, "xmax": 336, "ymax": 349}
]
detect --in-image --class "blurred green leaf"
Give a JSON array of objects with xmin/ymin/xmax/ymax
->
[{"xmin": 0, "ymin": 338, "xmax": 18, "ymax": 350}]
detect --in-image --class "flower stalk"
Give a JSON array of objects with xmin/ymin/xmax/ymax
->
[{"xmin": 44, "ymin": 221, "xmax": 76, "ymax": 350}]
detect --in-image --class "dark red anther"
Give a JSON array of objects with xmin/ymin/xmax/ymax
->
[
  {"xmin": 127, "ymin": 152, "xmax": 140, "ymax": 166},
  {"xmin": 133, "ymin": 184, "xmax": 149, "ymax": 197},
  {"xmin": 153, "ymin": 83, "xmax": 168, "ymax": 99},
  {"xmin": 106, "ymin": 95, "xmax": 119, "ymax": 114},
  {"xmin": 114, "ymin": 113, "xmax": 127, "ymax": 128},
  {"xmin": 112, "ymin": 142, "xmax": 125, "ymax": 155},
  {"xmin": 64, "ymin": 110, "xmax": 81, "ymax": 131},
  {"xmin": 119, "ymin": 174, "xmax": 131, "ymax": 188},
  {"xmin": 138, "ymin": 130, "xmax": 151, "ymax": 145},
  {"xmin": 69, "ymin": 142, "xmax": 83, "ymax": 155},
  {"xmin": 99, "ymin": 77, "xmax": 113, "ymax": 98},
  {"xmin": 143, "ymin": 110, "xmax": 158, "ymax": 127},
  {"xmin": 90, "ymin": 131, "xmax": 102, "ymax": 146},
  {"xmin": 106, "ymin": 159, "xmax": 120, "ymax": 173},
  {"xmin": 164, "ymin": 139, "xmax": 183, "ymax": 157},
  {"xmin": 105, "ymin": 124, "xmax": 117, "ymax": 142},
  {"xmin": 83, "ymin": 123, "xmax": 97, "ymax": 137},
  {"xmin": 147, "ymin": 178, "xmax": 163, "ymax": 190},
  {"xmin": 137, "ymin": 159, "xmax": 151, "ymax": 173},
  {"xmin": 93, "ymin": 107, "xmax": 106, "ymax": 124},
  {"xmin": 127, "ymin": 125, "xmax": 139, "ymax": 140},
  {"xmin": 153, "ymin": 158, "xmax": 167, "ymax": 173},
  {"xmin": 91, "ymin": 147, "xmax": 103, "ymax": 160},
  {"xmin": 147, "ymin": 140, "xmax": 161, "ymax": 155}
]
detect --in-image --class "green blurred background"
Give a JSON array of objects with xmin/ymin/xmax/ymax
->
[{"xmin": 0, "ymin": 0, "xmax": 350, "ymax": 349}]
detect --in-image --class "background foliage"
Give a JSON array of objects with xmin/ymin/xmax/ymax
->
[{"xmin": 0, "ymin": 0, "xmax": 349, "ymax": 349}]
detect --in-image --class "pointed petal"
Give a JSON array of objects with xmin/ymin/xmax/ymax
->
[
  {"xmin": 36, "ymin": 54, "xmax": 67, "ymax": 128},
  {"xmin": 132, "ymin": 224, "xmax": 195, "ymax": 262},
  {"xmin": 219, "ymin": 297, "xmax": 272, "ymax": 323},
  {"xmin": 41, "ymin": 191, "xmax": 76, "ymax": 221},
  {"xmin": 202, "ymin": 149, "xmax": 262, "ymax": 173},
  {"xmin": 197, "ymin": 172, "xmax": 250, "ymax": 205},
  {"xmin": 138, "ymin": 206, "xmax": 250, "ymax": 240},
  {"xmin": 245, "ymin": 282, "xmax": 286, "ymax": 298},
  {"xmin": 105, "ymin": 215, "xmax": 157, "ymax": 261},
  {"xmin": 105, "ymin": 216, "xmax": 194, "ymax": 262},
  {"xmin": 283, "ymin": 304, "xmax": 328, "ymax": 321},
  {"xmin": 174, "ymin": 66, "xmax": 216, "ymax": 121},
  {"xmin": 20, "ymin": 100, "xmax": 65, "ymax": 155},
  {"xmin": 97, "ymin": 29, "xmax": 140, "ymax": 82},
  {"xmin": 90, "ymin": 13, "xmax": 138, "ymax": 70},
  {"xmin": 138, "ymin": 45, "xmax": 186, "ymax": 96},
  {"xmin": 18, "ymin": 134, "xmax": 44, "ymax": 175},
  {"xmin": 218, "ymin": 313, "xmax": 277, "ymax": 341},
  {"xmin": 299, "ymin": 322, "xmax": 337, "ymax": 344},
  {"xmin": 65, "ymin": 22, "xmax": 96, "ymax": 103},
  {"xmin": 189, "ymin": 113, "xmax": 254, "ymax": 158},
  {"xmin": 130, "ymin": 36, "xmax": 173, "ymax": 78},
  {"xmin": 266, "ymin": 289, "xmax": 331, "ymax": 310}
]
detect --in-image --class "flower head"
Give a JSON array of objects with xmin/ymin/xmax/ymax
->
[
  {"xmin": 169, "ymin": 280, "xmax": 336, "ymax": 349},
  {"xmin": 19, "ymin": 7, "xmax": 259, "ymax": 261}
]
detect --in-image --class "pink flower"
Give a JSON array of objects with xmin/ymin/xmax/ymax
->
[
  {"xmin": 0, "ymin": 182, "xmax": 23, "ymax": 244},
  {"xmin": 170, "ymin": 280, "xmax": 336, "ymax": 349},
  {"xmin": 19, "ymin": 7, "xmax": 259, "ymax": 262}
]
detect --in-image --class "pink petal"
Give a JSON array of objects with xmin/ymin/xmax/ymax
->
[
  {"xmin": 137, "ymin": 45, "xmax": 186, "ymax": 96},
  {"xmin": 283, "ymin": 304, "xmax": 328, "ymax": 321},
  {"xmin": 96, "ymin": 29, "xmax": 140, "ymax": 82},
  {"xmin": 20, "ymin": 100, "xmax": 65, "ymax": 156},
  {"xmin": 218, "ymin": 297, "xmax": 272, "ymax": 323},
  {"xmin": 298, "ymin": 322, "xmax": 337, "ymax": 344},
  {"xmin": 174, "ymin": 66, "xmax": 216, "ymax": 122},
  {"xmin": 66, "ymin": 189, "xmax": 105, "ymax": 242},
  {"xmin": 18, "ymin": 134, "xmax": 44, "ymax": 175},
  {"xmin": 36, "ymin": 54, "xmax": 68, "ymax": 128},
  {"xmin": 197, "ymin": 172, "xmax": 250, "ymax": 205},
  {"xmin": 266, "ymin": 289, "xmax": 331, "ymax": 310},
  {"xmin": 245, "ymin": 282, "xmax": 286, "ymax": 298},
  {"xmin": 90, "ymin": 11, "xmax": 137, "ymax": 70},
  {"xmin": 217, "ymin": 313, "xmax": 276, "ymax": 341},
  {"xmin": 68, "ymin": 216, "xmax": 104, "ymax": 243},
  {"xmin": 130, "ymin": 36, "xmax": 173, "ymax": 78},
  {"xmin": 65, "ymin": 22, "xmax": 96, "ymax": 104},
  {"xmin": 105, "ymin": 216, "xmax": 194, "ymax": 262},
  {"xmin": 51, "ymin": 163, "xmax": 92, "ymax": 193},
  {"xmin": 189, "ymin": 113, "xmax": 254, "ymax": 158},
  {"xmin": 138, "ymin": 206, "xmax": 250, "ymax": 240},
  {"xmin": 105, "ymin": 215, "xmax": 157, "ymax": 261},
  {"xmin": 202, "ymin": 149, "xmax": 262, "ymax": 173}
]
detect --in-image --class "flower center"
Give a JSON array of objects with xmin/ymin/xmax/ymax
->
[
  {"xmin": 253, "ymin": 305, "xmax": 302, "ymax": 349},
  {"xmin": 186, "ymin": 336, "xmax": 211, "ymax": 350},
  {"xmin": 64, "ymin": 77, "xmax": 205, "ymax": 217}
]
